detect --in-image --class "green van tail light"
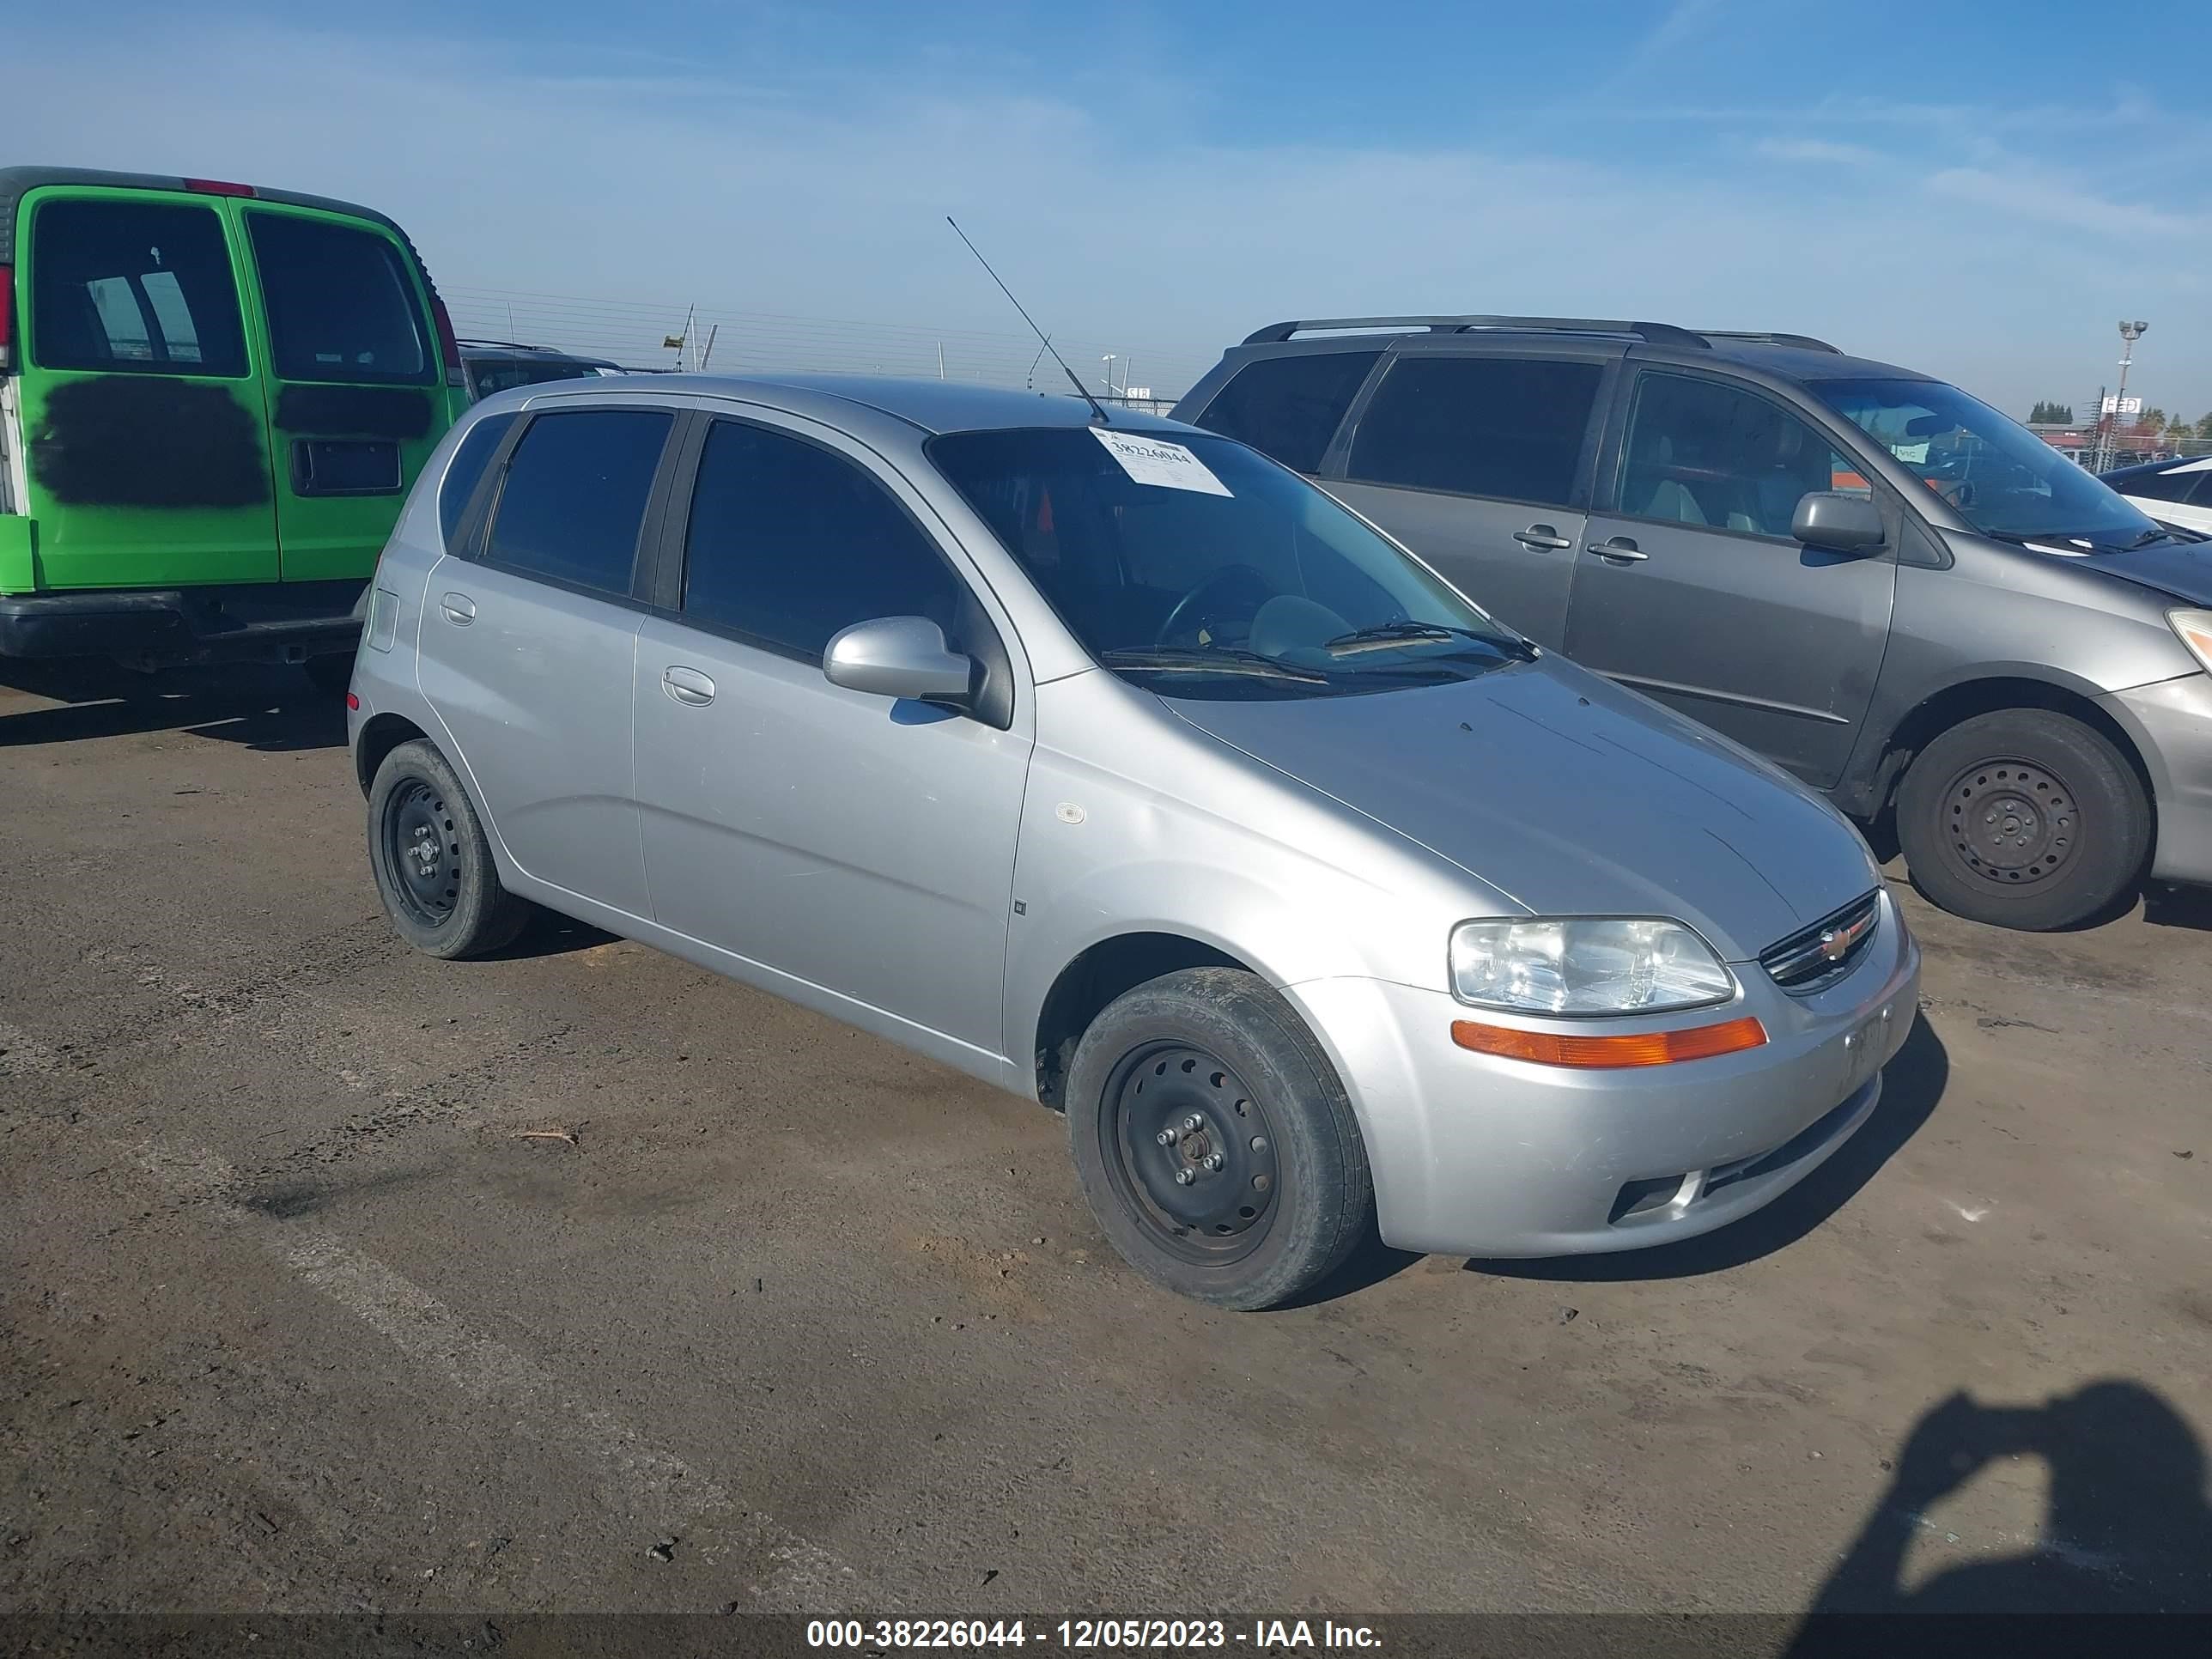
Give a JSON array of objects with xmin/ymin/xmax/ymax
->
[
  {"xmin": 0, "ymin": 263, "xmax": 12, "ymax": 368},
  {"xmin": 431, "ymin": 295, "xmax": 465, "ymax": 389},
  {"xmin": 184, "ymin": 177, "xmax": 257, "ymax": 198}
]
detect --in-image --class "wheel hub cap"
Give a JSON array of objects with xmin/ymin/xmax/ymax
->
[{"xmin": 1944, "ymin": 761, "xmax": 2074, "ymax": 885}]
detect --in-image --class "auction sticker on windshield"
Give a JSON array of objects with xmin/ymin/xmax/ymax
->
[{"xmin": 1092, "ymin": 428, "xmax": 1232, "ymax": 496}]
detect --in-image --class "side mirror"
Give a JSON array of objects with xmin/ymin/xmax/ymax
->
[
  {"xmin": 823, "ymin": 616, "xmax": 975, "ymax": 707},
  {"xmin": 1792, "ymin": 491, "xmax": 1887, "ymax": 554}
]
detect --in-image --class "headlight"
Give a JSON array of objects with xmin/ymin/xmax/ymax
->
[
  {"xmin": 1449, "ymin": 918, "xmax": 1735, "ymax": 1016},
  {"xmin": 2171, "ymin": 609, "xmax": 2212, "ymax": 675}
]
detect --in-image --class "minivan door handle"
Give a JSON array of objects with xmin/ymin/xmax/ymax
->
[
  {"xmin": 1586, "ymin": 537, "xmax": 1650, "ymax": 564},
  {"xmin": 439, "ymin": 592, "xmax": 477, "ymax": 625},
  {"xmin": 1513, "ymin": 524, "xmax": 1574, "ymax": 550},
  {"xmin": 661, "ymin": 665, "xmax": 716, "ymax": 707}
]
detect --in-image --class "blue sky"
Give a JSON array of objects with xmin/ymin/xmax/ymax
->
[{"xmin": 8, "ymin": 0, "xmax": 2209, "ymax": 416}]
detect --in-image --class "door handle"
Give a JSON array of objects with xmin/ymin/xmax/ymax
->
[
  {"xmin": 1513, "ymin": 525, "xmax": 1574, "ymax": 550},
  {"xmin": 662, "ymin": 665, "xmax": 716, "ymax": 707},
  {"xmin": 1586, "ymin": 538, "xmax": 1650, "ymax": 564},
  {"xmin": 439, "ymin": 592, "xmax": 477, "ymax": 625}
]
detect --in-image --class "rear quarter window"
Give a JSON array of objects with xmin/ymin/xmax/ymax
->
[
  {"xmin": 438, "ymin": 412, "xmax": 518, "ymax": 547},
  {"xmin": 1189, "ymin": 350, "xmax": 1381, "ymax": 473}
]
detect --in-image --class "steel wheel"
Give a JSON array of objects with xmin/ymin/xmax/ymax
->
[
  {"xmin": 382, "ymin": 778, "xmax": 462, "ymax": 928},
  {"xmin": 1895, "ymin": 708, "xmax": 2149, "ymax": 932},
  {"xmin": 1099, "ymin": 1042, "xmax": 1279, "ymax": 1267},
  {"xmin": 1938, "ymin": 757, "xmax": 2075, "ymax": 889}
]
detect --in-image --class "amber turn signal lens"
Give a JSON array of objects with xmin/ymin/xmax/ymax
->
[{"xmin": 1450, "ymin": 1014, "xmax": 1768, "ymax": 1068}]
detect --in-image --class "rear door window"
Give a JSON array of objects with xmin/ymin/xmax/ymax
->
[
  {"xmin": 1346, "ymin": 356, "xmax": 1602, "ymax": 506},
  {"xmin": 482, "ymin": 409, "xmax": 672, "ymax": 594},
  {"xmin": 1191, "ymin": 350, "xmax": 1381, "ymax": 473},
  {"xmin": 680, "ymin": 419, "xmax": 969, "ymax": 661},
  {"xmin": 246, "ymin": 212, "xmax": 432, "ymax": 385},
  {"xmin": 28, "ymin": 198, "xmax": 248, "ymax": 376}
]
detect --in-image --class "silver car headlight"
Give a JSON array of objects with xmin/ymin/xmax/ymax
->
[
  {"xmin": 2171, "ymin": 608, "xmax": 2212, "ymax": 675},
  {"xmin": 1449, "ymin": 918, "xmax": 1736, "ymax": 1016}
]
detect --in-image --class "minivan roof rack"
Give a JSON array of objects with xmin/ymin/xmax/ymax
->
[
  {"xmin": 1242, "ymin": 315, "xmax": 1711, "ymax": 347},
  {"xmin": 455, "ymin": 338, "xmax": 564, "ymax": 353},
  {"xmin": 1239, "ymin": 315, "xmax": 1843, "ymax": 353},
  {"xmin": 1695, "ymin": 330, "xmax": 1843, "ymax": 353}
]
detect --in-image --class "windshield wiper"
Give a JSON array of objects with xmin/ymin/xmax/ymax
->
[
  {"xmin": 1322, "ymin": 621, "xmax": 1536, "ymax": 659},
  {"xmin": 2008, "ymin": 526, "xmax": 2191, "ymax": 552},
  {"xmin": 2118, "ymin": 525, "xmax": 2196, "ymax": 550},
  {"xmin": 1099, "ymin": 647, "xmax": 1328, "ymax": 684}
]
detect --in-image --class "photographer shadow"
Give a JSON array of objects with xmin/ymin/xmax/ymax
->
[{"xmin": 1790, "ymin": 1381, "xmax": 2212, "ymax": 1642}]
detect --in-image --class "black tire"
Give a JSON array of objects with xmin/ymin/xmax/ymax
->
[
  {"xmin": 1064, "ymin": 967, "xmax": 1373, "ymax": 1310},
  {"xmin": 303, "ymin": 653, "xmax": 356, "ymax": 696},
  {"xmin": 366, "ymin": 739, "xmax": 532, "ymax": 958},
  {"xmin": 1895, "ymin": 708, "xmax": 2149, "ymax": 931}
]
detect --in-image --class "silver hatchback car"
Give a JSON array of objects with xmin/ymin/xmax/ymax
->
[{"xmin": 346, "ymin": 374, "xmax": 1920, "ymax": 1309}]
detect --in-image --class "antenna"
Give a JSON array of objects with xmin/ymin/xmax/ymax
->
[{"xmin": 946, "ymin": 216, "xmax": 1109, "ymax": 424}]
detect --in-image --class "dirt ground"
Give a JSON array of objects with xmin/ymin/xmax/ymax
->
[{"xmin": 3, "ymin": 662, "xmax": 2209, "ymax": 1624}]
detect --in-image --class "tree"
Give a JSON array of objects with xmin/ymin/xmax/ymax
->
[
  {"xmin": 2027, "ymin": 400, "xmax": 2075, "ymax": 424},
  {"xmin": 2142, "ymin": 407, "xmax": 2168, "ymax": 434},
  {"xmin": 2197, "ymin": 413, "xmax": 2212, "ymax": 442}
]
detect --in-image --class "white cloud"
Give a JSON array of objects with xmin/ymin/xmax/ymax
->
[
  {"xmin": 1928, "ymin": 164, "xmax": 2205, "ymax": 241},
  {"xmin": 1755, "ymin": 137, "xmax": 1883, "ymax": 166},
  {"xmin": 1, "ymin": 19, "xmax": 2206, "ymax": 418}
]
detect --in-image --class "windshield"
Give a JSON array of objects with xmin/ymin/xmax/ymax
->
[
  {"xmin": 1812, "ymin": 377, "xmax": 2162, "ymax": 549},
  {"xmin": 927, "ymin": 427, "xmax": 1530, "ymax": 699}
]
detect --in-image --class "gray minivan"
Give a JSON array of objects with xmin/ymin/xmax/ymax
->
[
  {"xmin": 1176, "ymin": 317, "xmax": 2212, "ymax": 932},
  {"xmin": 345, "ymin": 374, "xmax": 1917, "ymax": 1309}
]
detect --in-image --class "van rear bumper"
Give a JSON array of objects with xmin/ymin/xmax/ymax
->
[{"xmin": 0, "ymin": 580, "xmax": 368, "ymax": 667}]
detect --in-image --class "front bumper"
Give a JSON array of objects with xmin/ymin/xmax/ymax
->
[
  {"xmin": 1284, "ymin": 887, "xmax": 1922, "ymax": 1257},
  {"xmin": 2100, "ymin": 672, "xmax": 2212, "ymax": 888},
  {"xmin": 0, "ymin": 580, "xmax": 368, "ymax": 667}
]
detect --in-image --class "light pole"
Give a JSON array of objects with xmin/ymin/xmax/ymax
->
[
  {"xmin": 1101, "ymin": 354, "xmax": 1118, "ymax": 398},
  {"xmin": 2099, "ymin": 319, "xmax": 2148, "ymax": 471}
]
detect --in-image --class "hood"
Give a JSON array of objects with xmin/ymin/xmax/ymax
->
[
  {"xmin": 2084, "ymin": 539, "xmax": 2212, "ymax": 607},
  {"xmin": 1162, "ymin": 659, "xmax": 1875, "ymax": 961}
]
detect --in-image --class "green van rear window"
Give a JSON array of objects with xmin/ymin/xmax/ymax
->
[
  {"xmin": 246, "ymin": 212, "xmax": 433, "ymax": 386},
  {"xmin": 29, "ymin": 198, "xmax": 248, "ymax": 377}
]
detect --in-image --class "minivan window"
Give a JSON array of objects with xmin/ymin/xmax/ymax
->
[
  {"xmin": 2112, "ymin": 463, "xmax": 2209, "ymax": 507},
  {"xmin": 1192, "ymin": 350, "xmax": 1381, "ymax": 473},
  {"xmin": 246, "ymin": 212, "xmax": 432, "ymax": 385},
  {"xmin": 681, "ymin": 420, "xmax": 969, "ymax": 660},
  {"xmin": 1619, "ymin": 373, "xmax": 1854, "ymax": 540},
  {"xmin": 930, "ymin": 427, "xmax": 1530, "ymax": 700},
  {"xmin": 438, "ymin": 412, "xmax": 518, "ymax": 546},
  {"xmin": 29, "ymin": 198, "xmax": 247, "ymax": 376},
  {"xmin": 1813, "ymin": 377, "xmax": 2163, "ymax": 550},
  {"xmin": 470, "ymin": 359, "xmax": 606, "ymax": 399},
  {"xmin": 1345, "ymin": 356, "xmax": 1601, "ymax": 506},
  {"xmin": 483, "ymin": 409, "xmax": 671, "ymax": 593}
]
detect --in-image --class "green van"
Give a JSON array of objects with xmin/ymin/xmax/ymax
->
[{"xmin": 0, "ymin": 167, "xmax": 466, "ymax": 685}]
